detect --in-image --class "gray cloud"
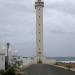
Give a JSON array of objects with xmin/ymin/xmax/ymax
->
[
  {"xmin": 50, "ymin": 29, "xmax": 65, "ymax": 34},
  {"xmin": 0, "ymin": 0, "xmax": 75, "ymax": 57},
  {"xmin": 46, "ymin": 0, "xmax": 75, "ymax": 15}
]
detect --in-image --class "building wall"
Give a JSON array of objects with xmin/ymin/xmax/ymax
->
[
  {"xmin": 45, "ymin": 59, "xmax": 56, "ymax": 65},
  {"xmin": 23, "ymin": 58, "xmax": 32, "ymax": 66},
  {"xmin": 0, "ymin": 45, "xmax": 5, "ymax": 70},
  {"xmin": 0, "ymin": 54, "xmax": 5, "ymax": 70}
]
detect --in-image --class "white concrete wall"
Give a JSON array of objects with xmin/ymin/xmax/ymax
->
[
  {"xmin": 32, "ymin": 57, "xmax": 37, "ymax": 64},
  {"xmin": 0, "ymin": 45, "xmax": 5, "ymax": 70},
  {"xmin": 23, "ymin": 58, "xmax": 33, "ymax": 66},
  {"xmin": 45, "ymin": 59, "xmax": 56, "ymax": 65},
  {"xmin": 22, "ymin": 57, "xmax": 56, "ymax": 65},
  {"xmin": 0, "ymin": 55, "xmax": 5, "ymax": 70}
]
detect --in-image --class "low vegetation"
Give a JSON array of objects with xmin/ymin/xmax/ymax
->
[
  {"xmin": 1, "ymin": 67, "xmax": 15, "ymax": 75},
  {"xmin": 0, "ymin": 57, "xmax": 23, "ymax": 75},
  {"xmin": 55, "ymin": 62, "xmax": 75, "ymax": 70}
]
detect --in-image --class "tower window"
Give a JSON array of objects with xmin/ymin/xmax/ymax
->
[
  {"xmin": 39, "ymin": 16, "xmax": 40, "ymax": 18},
  {"xmin": 39, "ymin": 8, "xmax": 40, "ymax": 10},
  {"xmin": 39, "ymin": 48, "xmax": 40, "ymax": 50},
  {"xmin": 39, "ymin": 32, "xmax": 40, "ymax": 34},
  {"xmin": 39, "ymin": 40, "xmax": 40, "ymax": 42},
  {"xmin": 38, "ymin": 0, "xmax": 41, "ymax": 2},
  {"xmin": 39, "ymin": 24, "xmax": 40, "ymax": 26},
  {"xmin": 38, "ymin": 52, "xmax": 41, "ymax": 54}
]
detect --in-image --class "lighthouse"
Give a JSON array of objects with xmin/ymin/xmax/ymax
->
[{"xmin": 35, "ymin": 0, "xmax": 44, "ymax": 63}]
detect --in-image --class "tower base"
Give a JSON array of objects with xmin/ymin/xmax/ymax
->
[
  {"xmin": 37, "ymin": 56, "xmax": 45, "ymax": 64},
  {"xmin": 37, "ymin": 58, "xmax": 42, "ymax": 64}
]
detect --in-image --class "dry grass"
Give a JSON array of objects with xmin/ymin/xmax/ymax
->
[
  {"xmin": 56, "ymin": 62, "xmax": 75, "ymax": 69},
  {"xmin": 70, "ymin": 63, "xmax": 75, "ymax": 68}
]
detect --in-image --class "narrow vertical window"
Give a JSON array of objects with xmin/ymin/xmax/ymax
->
[
  {"xmin": 39, "ymin": 48, "xmax": 40, "ymax": 50},
  {"xmin": 39, "ymin": 16, "xmax": 40, "ymax": 18},
  {"xmin": 38, "ymin": 52, "xmax": 41, "ymax": 54},
  {"xmin": 39, "ymin": 8, "xmax": 40, "ymax": 10},
  {"xmin": 39, "ymin": 32, "xmax": 40, "ymax": 34},
  {"xmin": 39, "ymin": 40, "xmax": 40, "ymax": 42}
]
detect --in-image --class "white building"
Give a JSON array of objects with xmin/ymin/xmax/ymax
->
[
  {"xmin": 0, "ymin": 45, "xmax": 5, "ymax": 70},
  {"xmin": 0, "ymin": 53, "xmax": 5, "ymax": 70}
]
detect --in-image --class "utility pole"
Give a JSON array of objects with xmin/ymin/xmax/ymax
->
[{"xmin": 6, "ymin": 42, "xmax": 10, "ymax": 69}]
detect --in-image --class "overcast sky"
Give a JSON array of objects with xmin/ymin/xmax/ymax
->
[{"xmin": 0, "ymin": 0, "xmax": 75, "ymax": 57}]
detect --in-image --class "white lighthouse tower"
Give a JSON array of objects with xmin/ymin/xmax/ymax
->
[{"xmin": 35, "ymin": 0, "xmax": 44, "ymax": 63}]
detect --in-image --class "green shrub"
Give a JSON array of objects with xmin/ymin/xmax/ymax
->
[
  {"xmin": 2, "ymin": 67, "xmax": 15, "ymax": 75},
  {"xmin": 55, "ymin": 62, "xmax": 58, "ymax": 65},
  {"xmin": 0, "ymin": 70, "xmax": 4, "ymax": 75},
  {"xmin": 66, "ymin": 64, "xmax": 72, "ymax": 70}
]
